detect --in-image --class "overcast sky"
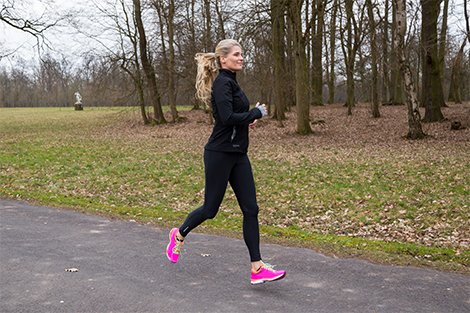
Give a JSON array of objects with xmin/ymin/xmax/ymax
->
[{"xmin": 1, "ymin": 0, "xmax": 468, "ymax": 72}]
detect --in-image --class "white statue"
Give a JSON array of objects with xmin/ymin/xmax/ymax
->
[{"xmin": 74, "ymin": 92, "xmax": 82, "ymax": 104}]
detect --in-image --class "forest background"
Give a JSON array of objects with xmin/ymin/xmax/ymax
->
[{"xmin": 1, "ymin": 0, "xmax": 469, "ymax": 272}]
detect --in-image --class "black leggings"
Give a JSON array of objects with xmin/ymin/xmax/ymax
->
[{"xmin": 179, "ymin": 150, "xmax": 261, "ymax": 262}]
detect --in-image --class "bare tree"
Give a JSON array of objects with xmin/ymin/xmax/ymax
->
[
  {"xmin": 393, "ymin": 0, "xmax": 425, "ymax": 139},
  {"xmin": 327, "ymin": 0, "xmax": 338, "ymax": 104},
  {"xmin": 133, "ymin": 0, "xmax": 166, "ymax": 124},
  {"xmin": 420, "ymin": 0, "xmax": 445, "ymax": 122},
  {"xmin": 310, "ymin": 0, "xmax": 325, "ymax": 106},
  {"xmin": 367, "ymin": 0, "xmax": 380, "ymax": 117},
  {"xmin": 271, "ymin": 0, "xmax": 288, "ymax": 122},
  {"xmin": 389, "ymin": 1, "xmax": 404, "ymax": 105},
  {"xmin": 340, "ymin": 0, "xmax": 366, "ymax": 115},
  {"xmin": 447, "ymin": 39, "xmax": 467, "ymax": 104},
  {"xmin": 153, "ymin": 0, "xmax": 180, "ymax": 122},
  {"xmin": 0, "ymin": 0, "xmax": 65, "ymax": 52},
  {"xmin": 288, "ymin": 0, "xmax": 313, "ymax": 135}
]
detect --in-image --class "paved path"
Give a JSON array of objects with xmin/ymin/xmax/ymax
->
[{"xmin": 1, "ymin": 200, "xmax": 469, "ymax": 312}]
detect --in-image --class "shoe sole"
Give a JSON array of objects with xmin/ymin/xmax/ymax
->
[{"xmin": 251, "ymin": 272, "xmax": 286, "ymax": 285}]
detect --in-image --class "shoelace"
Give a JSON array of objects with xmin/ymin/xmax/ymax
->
[
  {"xmin": 260, "ymin": 261, "xmax": 276, "ymax": 271},
  {"xmin": 172, "ymin": 239, "xmax": 183, "ymax": 254}
]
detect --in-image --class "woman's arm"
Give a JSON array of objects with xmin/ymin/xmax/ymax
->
[{"xmin": 213, "ymin": 80, "xmax": 262, "ymax": 126}]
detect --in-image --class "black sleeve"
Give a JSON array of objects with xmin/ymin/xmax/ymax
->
[{"xmin": 213, "ymin": 80, "xmax": 262, "ymax": 126}]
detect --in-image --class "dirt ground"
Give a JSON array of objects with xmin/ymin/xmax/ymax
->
[{"xmin": 153, "ymin": 101, "xmax": 470, "ymax": 149}]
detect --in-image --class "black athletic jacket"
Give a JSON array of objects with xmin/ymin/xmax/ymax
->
[{"xmin": 205, "ymin": 69, "xmax": 263, "ymax": 153}]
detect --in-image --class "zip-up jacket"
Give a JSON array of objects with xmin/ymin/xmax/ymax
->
[{"xmin": 205, "ymin": 69, "xmax": 263, "ymax": 153}]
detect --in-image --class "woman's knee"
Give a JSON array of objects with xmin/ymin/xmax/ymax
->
[{"xmin": 241, "ymin": 204, "xmax": 259, "ymax": 217}]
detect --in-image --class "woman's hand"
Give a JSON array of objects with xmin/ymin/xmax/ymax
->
[
  {"xmin": 256, "ymin": 102, "xmax": 266, "ymax": 111},
  {"xmin": 250, "ymin": 102, "xmax": 266, "ymax": 129},
  {"xmin": 249, "ymin": 119, "xmax": 257, "ymax": 129}
]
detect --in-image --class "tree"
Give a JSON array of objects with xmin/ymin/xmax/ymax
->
[
  {"xmin": 340, "ymin": 0, "xmax": 366, "ymax": 115},
  {"xmin": 326, "ymin": 0, "xmax": 338, "ymax": 104},
  {"xmin": 447, "ymin": 40, "xmax": 467, "ymax": 104},
  {"xmin": 310, "ymin": 0, "xmax": 325, "ymax": 106},
  {"xmin": 381, "ymin": 0, "xmax": 390, "ymax": 103},
  {"xmin": 389, "ymin": 1, "xmax": 404, "ymax": 105},
  {"xmin": 420, "ymin": 0, "xmax": 445, "ymax": 122},
  {"xmin": 133, "ymin": 0, "xmax": 166, "ymax": 124},
  {"xmin": 367, "ymin": 0, "xmax": 380, "ymax": 117},
  {"xmin": 271, "ymin": 0, "xmax": 288, "ymax": 122},
  {"xmin": 153, "ymin": 0, "xmax": 180, "ymax": 122},
  {"xmin": 288, "ymin": 0, "xmax": 313, "ymax": 135},
  {"xmin": 393, "ymin": 0, "xmax": 425, "ymax": 139},
  {"xmin": 0, "ymin": 0, "xmax": 65, "ymax": 52}
]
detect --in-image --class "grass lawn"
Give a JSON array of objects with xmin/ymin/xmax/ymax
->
[{"xmin": 1, "ymin": 105, "xmax": 469, "ymax": 273}]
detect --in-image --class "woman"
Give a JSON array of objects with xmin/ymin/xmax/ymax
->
[{"xmin": 166, "ymin": 39, "xmax": 285, "ymax": 285}]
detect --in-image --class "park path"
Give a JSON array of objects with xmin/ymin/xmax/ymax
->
[{"xmin": 1, "ymin": 199, "xmax": 469, "ymax": 313}]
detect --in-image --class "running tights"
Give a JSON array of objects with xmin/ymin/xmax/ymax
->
[{"xmin": 179, "ymin": 150, "xmax": 261, "ymax": 262}]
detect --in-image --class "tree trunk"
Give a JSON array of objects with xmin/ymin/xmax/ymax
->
[
  {"xmin": 327, "ymin": 0, "xmax": 337, "ymax": 104},
  {"xmin": 367, "ymin": 0, "xmax": 380, "ymax": 117},
  {"xmin": 167, "ymin": 0, "xmax": 179, "ymax": 122},
  {"xmin": 214, "ymin": 0, "xmax": 226, "ymax": 42},
  {"xmin": 290, "ymin": 0, "xmax": 313, "ymax": 134},
  {"xmin": 390, "ymin": 2, "xmax": 404, "ymax": 105},
  {"xmin": 345, "ymin": 0, "xmax": 355, "ymax": 115},
  {"xmin": 420, "ymin": 0, "xmax": 445, "ymax": 122},
  {"xmin": 133, "ymin": 0, "xmax": 166, "ymax": 124},
  {"xmin": 466, "ymin": 0, "xmax": 470, "ymax": 44},
  {"xmin": 120, "ymin": 0, "xmax": 149, "ymax": 124},
  {"xmin": 438, "ymin": 0, "xmax": 449, "ymax": 82},
  {"xmin": 204, "ymin": 0, "xmax": 214, "ymax": 124},
  {"xmin": 393, "ymin": 0, "xmax": 425, "ymax": 139},
  {"xmin": 448, "ymin": 40, "xmax": 467, "ymax": 103},
  {"xmin": 271, "ymin": 0, "xmax": 287, "ymax": 122},
  {"xmin": 382, "ymin": 0, "xmax": 390, "ymax": 103},
  {"xmin": 311, "ymin": 0, "xmax": 324, "ymax": 106}
]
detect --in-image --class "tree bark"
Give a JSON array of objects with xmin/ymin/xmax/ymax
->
[
  {"xmin": 367, "ymin": 0, "xmax": 380, "ymax": 117},
  {"xmin": 393, "ymin": 0, "xmax": 425, "ymax": 139},
  {"xmin": 204, "ymin": 0, "xmax": 214, "ymax": 124},
  {"xmin": 448, "ymin": 40, "xmax": 467, "ymax": 103},
  {"xmin": 311, "ymin": 0, "xmax": 324, "ymax": 106},
  {"xmin": 167, "ymin": 0, "xmax": 179, "ymax": 122},
  {"xmin": 382, "ymin": 0, "xmax": 390, "ymax": 103},
  {"xmin": 438, "ymin": 0, "xmax": 449, "ymax": 81},
  {"xmin": 327, "ymin": 0, "xmax": 337, "ymax": 104},
  {"xmin": 133, "ymin": 0, "xmax": 166, "ymax": 124},
  {"xmin": 214, "ymin": 0, "xmax": 226, "ymax": 42},
  {"xmin": 271, "ymin": 0, "xmax": 287, "ymax": 122},
  {"xmin": 420, "ymin": 0, "xmax": 445, "ymax": 122},
  {"xmin": 390, "ymin": 2, "xmax": 403, "ymax": 105},
  {"xmin": 345, "ymin": 0, "xmax": 355, "ymax": 115},
  {"xmin": 289, "ymin": 0, "xmax": 313, "ymax": 134}
]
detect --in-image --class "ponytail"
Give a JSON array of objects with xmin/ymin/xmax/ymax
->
[
  {"xmin": 194, "ymin": 39, "xmax": 241, "ymax": 105},
  {"xmin": 194, "ymin": 53, "xmax": 218, "ymax": 104}
]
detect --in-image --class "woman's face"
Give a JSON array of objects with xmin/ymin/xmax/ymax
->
[{"xmin": 220, "ymin": 45, "xmax": 243, "ymax": 72}]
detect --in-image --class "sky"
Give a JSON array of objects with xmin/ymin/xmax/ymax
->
[
  {"xmin": 1, "ymin": 0, "xmax": 468, "ymax": 72},
  {"xmin": 0, "ymin": 0, "xmax": 100, "ymax": 70}
]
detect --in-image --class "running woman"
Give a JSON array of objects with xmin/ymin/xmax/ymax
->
[{"xmin": 166, "ymin": 39, "xmax": 285, "ymax": 285}]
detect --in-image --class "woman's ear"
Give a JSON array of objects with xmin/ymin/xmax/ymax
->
[{"xmin": 220, "ymin": 55, "xmax": 226, "ymax": 65}]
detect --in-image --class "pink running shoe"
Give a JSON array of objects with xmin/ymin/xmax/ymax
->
[
  {"xmin": 251, "ymin": 261, "xmax": 286, "ymax": 285},
  {"xmin": 166, "ymin": 228, "xmax": 183, "ymax": 263}
]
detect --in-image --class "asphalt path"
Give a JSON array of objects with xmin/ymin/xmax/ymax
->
[{"xmin": 1, "ymin": 200, "xmax": 469, "ymax": 313}]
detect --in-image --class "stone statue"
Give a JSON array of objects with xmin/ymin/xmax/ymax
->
[{"xmin": 74, "ymin": 92, "xmax": 83, "ymax": 110}]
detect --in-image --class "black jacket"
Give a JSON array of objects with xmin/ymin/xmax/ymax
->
[{"xmin": 205, "ymin": 69, "xmax": 262, "ymax": 153}]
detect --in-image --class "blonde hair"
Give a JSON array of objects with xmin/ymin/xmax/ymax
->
[{"xmin": 195, "ymin": 39, "xmax": 241, "ymax": 104}]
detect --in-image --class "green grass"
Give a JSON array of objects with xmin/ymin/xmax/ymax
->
[{"xmin": 1, "ymin": 106, "xmax": 469, "ymax": 273}]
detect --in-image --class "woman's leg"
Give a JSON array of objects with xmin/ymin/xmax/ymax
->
[
  {"xmin": 229, "ymin": 154, "xmax": 261, "ymax": 264},
  {"xmin": 179, "ymin": 150, "xmax": 234, "ymax": 237}
]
